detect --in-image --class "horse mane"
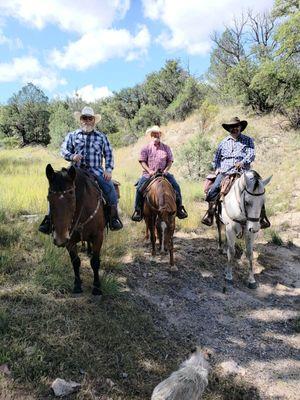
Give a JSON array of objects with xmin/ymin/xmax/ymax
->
[
  {"xmin": 247, "ymin": 170, "xmax": 262, "ymax": 191},
  {"xmin": 156, "ymin": 178, "xmax": 176, "ymax": 212}
]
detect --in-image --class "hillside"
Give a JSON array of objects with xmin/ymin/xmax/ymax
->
[{"xmin": 0, "ymin": 106, "xmax": 299, "ymax": 399}]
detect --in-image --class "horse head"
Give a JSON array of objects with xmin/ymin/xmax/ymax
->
[
  {"xmin": 46, "ymin": 164, "xmax": 76, "ymax": 247},
  {"xmin": 242, "ymin": 170, "xmax": 272, "ymax": 233}
]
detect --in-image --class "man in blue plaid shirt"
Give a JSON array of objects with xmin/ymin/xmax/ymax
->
[
  {"xmin": 39, "ymin": 106, "xmax": 123, "ymax": 233},
  {"xmin": 201, "ymin": 117, "xmax": 270, "ymax": 228}
]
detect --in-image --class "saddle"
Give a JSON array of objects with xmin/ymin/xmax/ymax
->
[
  {"xmin": 220, "ymin": 174, "xmax": 240, "ymax": 200},
  {"xmin": 139, "ymin": 172, "xmax": 170, "ymax": 197}
]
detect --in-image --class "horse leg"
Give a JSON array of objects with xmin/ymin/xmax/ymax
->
[
  {"xmin": 216, "ymin": 214, "xmax": 223, "ymax": 253},
  {"xmin": 245, "ymin": 231, "xmax": 257, "ymax": 289},
  {"xmin": 169, "ymin": 237, "xmax": 174, "ymax": 266},
  {"xmin": 225, "ymin": 225, "xmax": 235, "ymax": 283},
  {"xmin": 90, "ymin": 234, "xmax": 103, "ymax": 296},
  {"xmin": 68, "ymin": 244, "xmax": 82, "ymax": 294},
  {"xmin": 149, "ymin": 216, "xmax": 156, "ymax": 256}
]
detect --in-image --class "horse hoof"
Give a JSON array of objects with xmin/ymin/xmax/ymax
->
[
  {"xmin": 73, "ymin": 286, "xmax": 83, "ymax": 294},
  {"xmin": 248, "ymin": 281, "xmax": 258, "ymax": 289},
  {"xmin": 92, "ymin": 287, "xmax": 103, "ymax": 296},
  {"xmin": 170, "ymin": 265, "xmax": 178, "ymax": 272}
]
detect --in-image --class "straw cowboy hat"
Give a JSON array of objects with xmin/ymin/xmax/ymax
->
[
  {"xmin": 222, "ymin": 117, "xmax": 247, "ymax": 132},
  {"xmin": 146, "ymin": 125, "xmax": 163, "ymax": 136},
  {"xmin": 74, "ymin": 106, "xmax": 101, "ymax": 124}
]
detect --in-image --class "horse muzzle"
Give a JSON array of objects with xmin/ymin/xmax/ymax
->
[{"xmin": 53, "ymin": 230, "xmax": 70, "ymax": 247}]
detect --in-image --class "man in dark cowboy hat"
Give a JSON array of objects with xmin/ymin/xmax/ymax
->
[
  {"xmin": 201, "ymin": 117, "xmax": 270, "ymax": 228},
  {"xmin": 39, "ymin": 106, "xmax": 123, "ymax": 233}
]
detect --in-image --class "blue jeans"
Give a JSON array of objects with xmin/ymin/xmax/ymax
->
[
  {"xmin": 206, "ymin": 173, "xmax": 225, "ymax": 201},
  {"xmin": 96, "ymin": 174, "xmax": 118, "ymax": 206},
  {"xmin": 134, "ymin": 173, "xmax": 182, "ymax": 209}
]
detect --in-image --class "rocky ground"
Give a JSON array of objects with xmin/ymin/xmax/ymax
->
[{"xmin": 121, "ymin": 214, "xmax": 300, "ymax": 400}]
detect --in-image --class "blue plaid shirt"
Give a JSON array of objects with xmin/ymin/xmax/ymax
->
[
  {"xmin": 213, "ymin": 133, "xmax": 255, "ymax": 174},
  {"xmin": 61, "ymin": 129, "xmax": 114, "ymax": 176}
]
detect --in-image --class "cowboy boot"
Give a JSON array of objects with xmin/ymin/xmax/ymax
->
[
  {"xmin": 131, "ymin": 196, "xmax": 144, "ymax": 222},
  {"xmin": 260, "ymin": 204, "xmax": 271, "ymax": 229},
  {"xmin": 176, "ymin": 199, "xmax": 188, "ymax": 219},
  {"xmin": 201, "ymin": 202, "xmax": 216, "ymax": 226},
  {"xmin": 109, "ymin": 205, "xmax": 123, "ymax": 231},
  {"xmin": 38, "ymin": 214, "xmax": 52, "ymax": 234},
  {"xmin": 131, "ymin": 208, "xmax": 143, "ymax": 222}
]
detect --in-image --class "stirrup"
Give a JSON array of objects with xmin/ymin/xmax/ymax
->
[
  {"xmin": 131, "ymin": 209, "xmax": 143, "ymax": 222},
  {"xmin": 177, "ymin": 205, "xmax": 188, "ymax": 219}
]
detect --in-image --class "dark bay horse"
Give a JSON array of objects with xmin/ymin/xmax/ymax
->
[
  {"xmin": 143, "ymin": 176, "xmax": 176, "ymax": 266},
  {"xmin": 46, "ymin": 164, "xmax": 105, "ymax": 295}
]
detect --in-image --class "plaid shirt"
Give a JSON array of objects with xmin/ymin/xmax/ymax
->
[
  {"xmin": 139, "ymin": 142, "xmax": 174, "ymax": 177},
  {"xmin": 61, "ymin": 129, "xmax": 114, "ymax": 176},
  {"xmin": 213, "ymin": 133, "xmax": 255, "ymax": 174}
]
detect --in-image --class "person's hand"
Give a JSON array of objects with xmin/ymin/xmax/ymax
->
[
  {"xmin": 104, "ymin": 171, "xmax": 112, "ymax": 181},
  {"xmin": 215, "ymin": 168, "xmax": 220, "ymax": 175},
  {"xmin": 235, "ymin": 162, "xmax": 243, "ymax": 170},
  {"xmin": 73, "ymin": 154, "xmax": 83, "ymax": 163},
  {"xmin": 162, "ymin": 170, "xmax": 168, "ymax": 176},
  {"xmin": 149, "ymin": 170, "xmax": 155, "ymax": 176}
]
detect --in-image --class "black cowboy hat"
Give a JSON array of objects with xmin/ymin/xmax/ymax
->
[{"xmin": 222, "ymin": 117, "xmax": 248, "ymax": 132}]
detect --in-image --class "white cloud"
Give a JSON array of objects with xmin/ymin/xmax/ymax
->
[
  {"xmin": 0, "ymin": 29, "xmax": 23, "ymax": 50},
  {"xmin": 50, "ymin": 25, "xmax": 151, "ymax": 70},
  {"xmin": 0, "ymin": 56, "xmax": 66, "ymax": 90},
  {"xmin": 0, "ymin": 0, "xmax": 130, "ymax": 34},
  {"xmin": 142, "ymin": 0, "xmax": 275, "ymax": 55},
  {"xmin": 74, "ymin": 84, "xmax": 113, "ymax": 102}
]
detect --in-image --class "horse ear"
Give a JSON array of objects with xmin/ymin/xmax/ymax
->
[
  {"xmin": 262, "ymin": 175, "xmax": 272, "ymax": 187},
  {"xmin": 68, "ymin": 165, "xmax": 76, "ymax": 182},
  {"xmin": 46, "ymin": 164, "xmax": 54, "ymax": 182}
]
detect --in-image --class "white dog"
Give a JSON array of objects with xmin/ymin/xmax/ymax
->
[{"xmin": 151, "ymin": 348, "xmax": 210, "ymax": 400}]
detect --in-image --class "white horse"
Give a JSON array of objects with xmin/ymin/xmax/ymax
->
[{"xmin": 218, "ymin": 170, "xmax": 272, "ymax": 289}]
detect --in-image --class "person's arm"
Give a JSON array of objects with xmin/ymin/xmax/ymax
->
[
  {"xmin": 61, "ymin": 132, "xmax": 75, "ymax": 161},
  {"xmin": 162, "ymin": 145, "xmax": 174, "ymax": 174},
  {"xmin": 213, "ymin": 144, "xmax": 222, "ymax": 173},
  {"xmin": 140, "ymin": 161, "xmax": 155, "ymax": 176},
  {"xmin": 241, "ymin": 137, "xmax": 255, "ymax": 166},
  {"xmin": 102, "ymin": 134, "xmax": 114, "ymax": 181},
  {"xmin": 139, "ymin": 146, "xmax": 154, "ymax": 175}
]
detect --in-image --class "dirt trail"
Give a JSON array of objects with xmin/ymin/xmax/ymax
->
[{"xmin": 124, "ymin": 216, "xmax": 300, "ymax": 400}]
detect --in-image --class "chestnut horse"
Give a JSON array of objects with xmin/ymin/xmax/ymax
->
[
  {"xmin": 46, "ymin": 164, "xmax": 105, "ymax": 295},
  {"xmin": 143, "ymin": 176, "xmax": 176, "ymax": 266}
]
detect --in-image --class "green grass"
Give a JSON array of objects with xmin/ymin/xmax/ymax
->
[{"xmin": 265, "ymin": 229, "xmax": 284, "ymax": 246}]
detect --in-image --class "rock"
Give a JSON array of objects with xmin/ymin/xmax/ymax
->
[
  {"xmin": 0, "ymin": 363, "xmax": 11, "ymax": 376},
  {"xmin": 218, "ymin": 360, "xmax": 246, "ymax": 377},
  {"xmin": 51, "ymin": 378, "xmax": 81, "ymax": 397},
  {"xmin": 25, "ymin": 346, "xmax": 36, "ymax": 356},
  {"xmin": 106, "ymin": 378, "xmax": 115, "ymax": 388}
]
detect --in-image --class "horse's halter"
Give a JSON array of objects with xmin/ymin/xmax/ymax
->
[
  {"xmin": 234, "ymin": 186, "xmax": 265, "ymax": 225},
  {"xmin": 47, "ymin": 185, "xmax": 76, "ymax": 233}
]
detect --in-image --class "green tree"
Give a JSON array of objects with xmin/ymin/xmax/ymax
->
[
  {"xmin": 177, "ymin": 134, "xmax": 214, "ymax": 181},
  {"xmin": 48, "ymin": 101, "xmax": 77, "ymax": 148},
  {"xmin": 166, "ymin": 77, "xmax": 205, "ymax": 121},
  {"xmin": 131, "ymin": 104, "xmax": 163, "ymax": 137},
  {"xmin": 145, "ymin": 59, "xmax": 188, "ymax": 108},
  {"xmin": 4, "ymin": 83, "xmax": 50, "ymax": 146}
]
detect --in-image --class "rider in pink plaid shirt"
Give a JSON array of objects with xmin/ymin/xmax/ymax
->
[{"xmin": 131, "ymin": 126, "xmax": 188, "ymax": 221}]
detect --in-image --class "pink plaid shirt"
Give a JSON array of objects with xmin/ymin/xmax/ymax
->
[{"xmin": 139, "ymin": 141, "xmax": 174, "ymax": 177}]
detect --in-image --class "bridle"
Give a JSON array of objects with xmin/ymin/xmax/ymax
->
[
  {"xmin": 48, "ymin": 185, "xmax": 101, "ymax": 240},
  {"xmin": 233, "ymin": 186, "xmax": 265, "ymax": 225}
]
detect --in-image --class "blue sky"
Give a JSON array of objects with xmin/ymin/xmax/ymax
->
[{"xmin": 0, "ymin": 0, "xmax": 274, "ymax": 104}]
